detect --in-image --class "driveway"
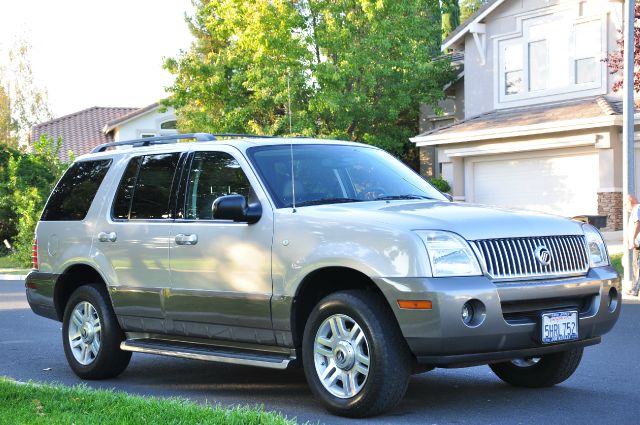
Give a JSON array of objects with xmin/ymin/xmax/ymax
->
[{"xmin": 2, "ymin": 279, "xmax": 638, "ymax": 424}]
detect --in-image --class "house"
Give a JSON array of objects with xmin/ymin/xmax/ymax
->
[
  {"xmin": 412, "ymin": 0, "xmax": 631, "ymax": 231},
  {"xmin": 102, "ymin": 102, "xmax": 177, "ymax": 142},
  {"xmin": 31, "ymin": 103, "xmax": 177, "ymax": 162}
]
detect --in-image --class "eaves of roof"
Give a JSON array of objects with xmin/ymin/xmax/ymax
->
[
  {"xmin": 441, "ymin": 0, "xmax": 505, "ymax": 51},
  {"xmin": 102, "ymin": 102, "xmax": 161, "ymax": 134}
]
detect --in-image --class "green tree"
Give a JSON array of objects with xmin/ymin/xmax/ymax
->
[
  {"xmin": 0, "ymin": 86, "xmax": 15, "ymax": 147},
  {"xmin": 0, "ymin": 39, "xmax": 53, "ymax": 146},
  {"xmin": 4, "ymin": 134, "xmax": 65, "ymax": 265},
  {"xmin": 441, "ymin": 0, "xmax": 461, "ymax": 39},
  {"xmin": 164, "ymin": 0, "xmax": 453, "ymax": 165},
  {"xmin": 460, "ymin": 0, "xmax": 487, "ymax": 23}
]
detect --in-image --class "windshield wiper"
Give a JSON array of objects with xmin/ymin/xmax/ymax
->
[
  {"xmin": 374, "ymin": 194, "xmax": 433, "ymax": 201},
  {"xmin": 294, "ymin": 197, "xmax": 363, "ymax": 207}
]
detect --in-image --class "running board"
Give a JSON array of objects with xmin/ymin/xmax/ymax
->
[{"xmin": 120, "ymin": 339, "xmax": 293, "ymax": 370}]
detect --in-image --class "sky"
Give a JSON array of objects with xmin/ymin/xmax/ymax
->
[{"xmin": 0, "ymin": 0, "xmax": 194, "ymax": 117}]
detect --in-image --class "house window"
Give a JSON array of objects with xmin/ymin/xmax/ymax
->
[
  {"xmin": 503, "ymin": 44, "xmax": 523, "ymax": 95},
  {"xmin": 574, "ymin": 21, "xmax": 600, "ymax": 84},
  {"xmin": 497, "ymin": 14, "xmax": 604, "ymax": 106},
  {"xmin": 160, "ymin": 120, "xmax": 177, "ymax": 130},
  {"xmin": 528, "ymin": 40, "xmax": 548, "ymax": 92},
  {"xmin": 140, "ymin": 133, "xmax": 156, "ymax": 138}
]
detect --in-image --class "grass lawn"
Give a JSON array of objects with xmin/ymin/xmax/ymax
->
[
  {"xmin": 0, "ymin": 255, "xmax": 23, "ymax": 269},
  {"xmin": 611, "ymin": 253, "xmax": 623, "ymax": 276},
  {"xmin": 0, "ymin": 378, "xmax": 298, "ymax": 425}
]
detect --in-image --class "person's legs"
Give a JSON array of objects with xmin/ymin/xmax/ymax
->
[{"xmin": 630, "ymin": 249, "xmax": 640, "ymax": 296}]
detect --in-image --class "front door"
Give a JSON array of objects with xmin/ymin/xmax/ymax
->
[{"xmin": 168, "ymin": 148, "xmax": 275, "ymax": 344}]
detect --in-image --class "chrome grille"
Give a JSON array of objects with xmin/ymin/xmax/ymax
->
[{"xmin": 472, "ymin": 236, "xmax": 589, "ymax": 280}]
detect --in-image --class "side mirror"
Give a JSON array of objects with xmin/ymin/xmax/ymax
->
[{"xmin": 212, "ymin": 195, "xmax": 262, "ymax": 224}]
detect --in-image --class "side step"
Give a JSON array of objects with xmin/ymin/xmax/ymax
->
[{"xmin": 120, "ymin": 338, "xmax": 293, "ymax": 370}]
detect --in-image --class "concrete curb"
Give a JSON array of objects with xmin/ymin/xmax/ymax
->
[{"xmin": 0, "ymin": 274, "xmax": 27, "ymax": 280}]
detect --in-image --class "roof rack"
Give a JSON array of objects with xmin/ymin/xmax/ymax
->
[{"xmin": 91, "ymin": 133, "xmax": 272, "ymax": 153}]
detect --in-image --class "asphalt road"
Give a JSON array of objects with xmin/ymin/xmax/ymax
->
[{"xmin": 1, "ymin": 279, "xmax": 639, "ymax": 424}]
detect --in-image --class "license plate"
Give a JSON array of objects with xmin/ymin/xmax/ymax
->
[{"xmin": 541, "ymin": 311, "xmax": 578, "ymax": 344}]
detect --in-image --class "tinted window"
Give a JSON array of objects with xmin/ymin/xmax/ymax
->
[
  {"xmin": 112, "ymin": 157, "xmax": 141, "ymax": 220},
  {"xmin": 129, "ymin": 153, "xmax": 179, "ymax": 219},
  {"xmin": 41, "ymin": 159, "xmax": 112, "ymax": 221},
  {"xmin": 186, "ymin": 151, "xmax": 252, "ymax": 220}
]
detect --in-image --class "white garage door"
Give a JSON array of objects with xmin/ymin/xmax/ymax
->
[{"xmin": 468, "ymin": 149, "xmax": 598, "ymax": 217}]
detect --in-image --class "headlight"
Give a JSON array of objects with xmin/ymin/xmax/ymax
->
[
  {"xmin": 416, "ymin": 230, "xmax": 481, "ymax": 277},
  {"xmin": 582, "ymin": 224, "xmax": 609, "ymax": 267}
]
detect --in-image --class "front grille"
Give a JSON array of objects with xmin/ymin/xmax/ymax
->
[{"xmin": 472, "ymin": 235, "xmax": 589, "ymax": 281}]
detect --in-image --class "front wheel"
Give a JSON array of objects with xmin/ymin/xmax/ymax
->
[
  {"xmin": 302, "ymin": 290, "xmax": 412, "ymax": 418},
  {"xmin": 62, "ymin": 284, "xmax": 131, "ymax": 379},
  {"xmin": 489, "ymin": 348, "xmax": 583, "ymax": 388}
]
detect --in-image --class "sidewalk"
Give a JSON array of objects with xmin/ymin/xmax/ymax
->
[
  {"xmin": 0, "ymin": 269, "xmax": 29, "ymax": 280},
  {"xmin": 602, "ymin": 230, "xmax": 623, "ymax": 255}
]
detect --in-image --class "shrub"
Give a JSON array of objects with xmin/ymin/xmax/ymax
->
[
  {"xmin": 428, "ymin": 177, "xmax": 451, "ymax": 193},
  {"xmin": 2, "ymin": 135, "xmax": 66, "ymax": 266}
]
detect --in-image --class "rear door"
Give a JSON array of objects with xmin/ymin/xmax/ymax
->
[
  {"xmin": 167, "ymin": 147, "xmax": 276, "ymax": 344},
  {"xmin": 97, "ymin": 152, "xmax": 182, "ymax": 331}
]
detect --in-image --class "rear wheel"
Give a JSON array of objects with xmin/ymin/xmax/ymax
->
[
  {"xmin": 489, "ymin": 348, "xmax": 583, "ymax": 388},
  {"xmin": 62, "ymin": 284, "xmax": 131, "ymax": 379},
  {"xmin": 302, "ymin": 290, "xmax": 412, "ymax": 418}
]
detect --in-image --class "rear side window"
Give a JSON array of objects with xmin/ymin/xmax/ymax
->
[
  {"xmin": 41, "ymin": 159, "xmax": 112, "ymax": 221},
  {"xmin": 112, "ymin": 153, "xmax": 179, "ymax": 220}
]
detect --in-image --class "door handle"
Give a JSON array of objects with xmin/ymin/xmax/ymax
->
[
  {"xmin": 175, "ymin": 233, "xmax": 198, "ymax": 246},
  {"xmin": 97, "ymin": 231, "xmax": 117, "ymax": 242}
]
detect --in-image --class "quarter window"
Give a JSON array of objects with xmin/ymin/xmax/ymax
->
[
  {"xmin": 185, "ymin": 151, "xmax": 252, "ymax": 220},
  {"xmin": 41, "ymin": 159, "xmax": 112, "ymax": 221}
]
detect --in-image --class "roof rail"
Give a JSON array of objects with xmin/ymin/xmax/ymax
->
[{"xmin": 90, "ymin": 133, "xmax": 271, "ymax": 153}]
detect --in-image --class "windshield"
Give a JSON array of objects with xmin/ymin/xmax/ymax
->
[{"xmin": 247, "ymin": 144, "xmax": 447, "ymax": 208}]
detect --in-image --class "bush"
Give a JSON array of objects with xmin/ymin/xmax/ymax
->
[
  {"xmin": 428, "ymin": 177, "xmax": 451, "ymax": 193},
  {"xmin": 1, "ymin": 135, "xmax": 66, "ymax": 266}
]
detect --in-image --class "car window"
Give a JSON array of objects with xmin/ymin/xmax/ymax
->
[
  {"xmin": 112, "ymin": 156, "xmax": 141, "ymax": 220},
  {"xmin": 41, "ymin": 159, "xmax": 112, "ymax": 221},
  {"xmin": 248, "ymin": 144, "xmax": 447, "ymax": 208},
  {"xmin": 185, "ymin": 151, "xmax": 252, "ymax": 220},
  {"xmin": 112, "ymin": 153, "xmax": 180, "ymax": 220}
]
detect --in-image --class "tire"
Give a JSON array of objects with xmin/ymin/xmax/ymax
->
[
  {"xmin": 489, "ymin": 348, "xmax": 584, "ymax": 388},
  {"xmin": 302, "ymin": 290, "xmax": 412, "ymax": 418},
  {"xmin": 62, "ymin": 284, "xmax": 131, "ymax": 380}
]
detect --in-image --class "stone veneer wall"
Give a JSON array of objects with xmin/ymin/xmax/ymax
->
[
  {"xmin": 419, "ymin": 146, "xmax": 436, "ymax": 178},
  {"xmin": 597, "ymin": 192, "xmax": 622, "ymax": 231}
]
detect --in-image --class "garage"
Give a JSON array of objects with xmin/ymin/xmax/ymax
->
[{"xmin": 465, "ymin": 148, "xmax": 599, "ymax": 218}]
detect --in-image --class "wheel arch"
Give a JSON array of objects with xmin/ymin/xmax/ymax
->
[
  {"xmin": 54, "ymin": 263, "xmax": 109, "ymax": 321},
  {"xmin": 290, "ymin": 266, "xmax": 398, "ymax": 348}
]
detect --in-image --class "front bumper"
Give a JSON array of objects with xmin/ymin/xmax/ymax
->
[{"xmin": 374, "ymin": 266, "xmax": 620, "ymax": 367}]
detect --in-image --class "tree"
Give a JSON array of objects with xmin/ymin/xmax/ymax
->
[
  {"xmin": 0, "ymin": 85, "xmax": 14, "ymax": 147},
  {"xmin": 0, "ymin": 39, "xmax": 53, "ymax": 146},
  {"xmin": 441, "ymin": 0, "xmax": 460, "ymax": 39},
  {"xmin": 605, "ymin": 4, "xmax": 640, "ymax": 93},
  {"xmin": 4, "ymin": 134, "xmax": 65, "ymax": 265},
  {"xmin": 460, "ymin": 0, "xmax": 487, "ymax": 23},
  {"xmin": 164, "ymin": 0, "xmax": 454, "ymax": 165}
]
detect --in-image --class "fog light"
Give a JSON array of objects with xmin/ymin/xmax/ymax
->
[
  {"xmin": 462, "ymin": 302, "xmax": 474, "ymax": 325},
  {"xmin": 608, "ymin": 287, "xmax": 619, "ymax": 313}
]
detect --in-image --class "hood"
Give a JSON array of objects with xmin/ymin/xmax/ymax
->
[{"xmin": 295, "ymin": 200, "xmax": 585, "ymax": 241}]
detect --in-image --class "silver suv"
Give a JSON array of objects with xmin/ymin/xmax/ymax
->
[{"xmin": 26, "ymin": 134, "xmax": 620, "ymax": 417}]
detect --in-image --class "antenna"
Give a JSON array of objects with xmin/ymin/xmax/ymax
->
[
  {"xmin": 287, "ymin": 67, "xmax": 296, "ymax": 212},
  {"xmin": 290, "ymin": 139, "xmax": 296, "ymax": 213},
  {"xmin": 286, "ymin": 68, "xmax": 293, "ymax": 134}
]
